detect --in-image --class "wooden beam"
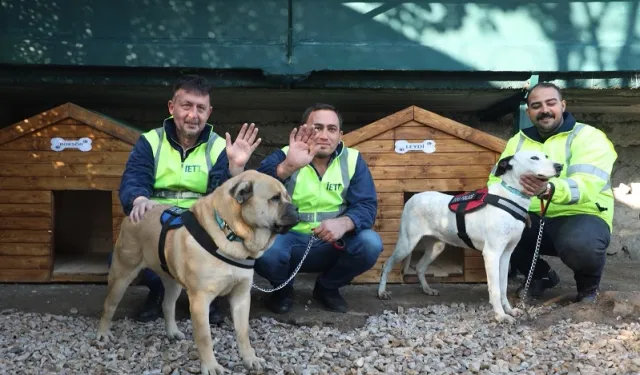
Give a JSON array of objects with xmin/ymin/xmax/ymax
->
[
  {"xmin": 68, "ymin": 103, "xmax": 141, "ymax": 145},
  {"xmin": 0, "ymin": 103, "xmax": 70, "ymax": 146},
  {"xmin": 342, "ymin": 106, "xmax": 414, "ymax": 147},
  {"xmin": 413, "ymin": 107, "xmax": 507, "ymax": 153}
]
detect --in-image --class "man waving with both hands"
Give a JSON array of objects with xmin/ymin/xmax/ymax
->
[{"xmin": 255, "ymin": 103, "xmax": 383, "ymax": 314}]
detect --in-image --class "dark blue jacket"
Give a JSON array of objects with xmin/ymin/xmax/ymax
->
[
  {"xmin": 257, "ymin": 142, "xmax": 378, "ymax": 233},
  {"xmin": 118, "ymin": 118, "xmax": 231, "ymax": 215}
]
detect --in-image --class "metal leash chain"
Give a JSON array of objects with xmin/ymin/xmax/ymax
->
[
  {"xmin": 518, "ymin": 184, "xmax": 555, "ymax": 312},
  {"xmin": 518, "ymin": 218, "xmax": 545, "ymax": 311},
  {"xmin": 251, "ymin": 235, "xmax": 318, "ymax": 293}
]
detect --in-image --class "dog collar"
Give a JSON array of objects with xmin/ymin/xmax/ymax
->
[
  {"xmin": 214, "ymin": 210, "xmax": 243, "ymax": 242},
  {"xmin": 500, "ymin": 181, "xmax": 530, "ymax": 200}
]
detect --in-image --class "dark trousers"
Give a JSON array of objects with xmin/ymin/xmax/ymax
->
[
  {"xmin": 510, "ymin": 213, "xmax": 611, "ymax": 292},
  {"xmin": 107, "ymin": 252, "xmax": 165, "ymax": 297},
  {"xmin": 254, "ymin": 229, "xmax": 383, "ymax": 290}
]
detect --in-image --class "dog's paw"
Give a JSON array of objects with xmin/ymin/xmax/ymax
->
[
  {"xmin": 95, "ymin": 330, "xmax": 114, "ymax": 343},
  {"xmin": 201, "ymin": 362, "xmax": 226, "ymax": 375},
  {"xmin": 167, "ymin": 329, "xmax": 186, "ymax": 341},
  {"xmin": 495, "ymin": 313, "xmax": 517, "ymax": 324},
  {"xmin": 378, "ymin": 291, "xmax": 392, "ymax": 300},
  {"xmin": 506, "ymin": 307, "xmax": 524, "ymax": 317},
  {"xmin": 422, "ymin": 287, "xmax": 440, "ymax": 296},
  {"xmin": 242, "ymin": 354, "xmax": 265, "ymax": 371}
]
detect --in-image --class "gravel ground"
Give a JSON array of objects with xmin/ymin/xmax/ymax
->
[{"xmin": 1, "ymin": 303, "xmax": 639, "ymax": 375}]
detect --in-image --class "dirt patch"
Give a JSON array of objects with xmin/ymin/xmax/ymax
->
[{"xmin": 530, "ymin": 291, "xmax": 640, "ymax": 329}]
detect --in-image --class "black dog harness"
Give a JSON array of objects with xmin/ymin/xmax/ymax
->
[
  {"xmin": 448, "ymin": 183, "xmax": 530, "ymax": 250},
  {"xmin": 158, "ymin": 206, "xmax": 255, "ymax": 278}
]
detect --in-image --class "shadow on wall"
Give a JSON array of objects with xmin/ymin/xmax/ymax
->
[{"xmin": 1, "ymin": 1, "xmax": 639, "ymax": 80}]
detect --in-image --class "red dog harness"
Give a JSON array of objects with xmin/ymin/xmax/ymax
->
[{"xmin": 448, "ymin": 187, "xmax": 530, "ymax": 250}]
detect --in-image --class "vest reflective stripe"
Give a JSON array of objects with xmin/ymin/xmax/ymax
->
[
  {"xmin": 498, "ymin": 124, "xmax": 612, "ymax": 200},
  {"xmin": 564, "ymin": 123, "xmax": 585, "ymax": 164},
  {"xmin": 284, "ymin": 144, "xmax": 359, "ymax": 233},
  {"xmin": 565, "ymin": 178, "xmax": 580, "ymax": 204},
  {"xmin": 153, "ymin": 190, "xmax": 204, "ymax": 199},
  {"xmin": 151, "ymin": 127, "xmax": 221, "ymax": 181},
  {"xmin": 564, "ymin": 123, "xmax": 613, "ymax": 194},
  {"xmin": 285, "ymin": 148, "xmax": 352, "ymax": 222},
  {"xmin": 568, "ymin": 164, "xmax": 610, "ymax": 181},
  {"xmin": 143, "ymin": 123, "xmax": 226, "ymax": 208},
  {"xmin": 515, "ymin": 133, "xmax": 525, "ymax": 152}
]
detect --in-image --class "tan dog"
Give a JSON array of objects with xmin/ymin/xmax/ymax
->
[{"xmin": 96, "ymin": 170, "xmax": 299, "ymax": 375}]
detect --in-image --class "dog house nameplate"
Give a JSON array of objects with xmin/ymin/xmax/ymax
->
[
  {"xmin": 394, "ymin": 140, "xmax": 436, "ymax": 154},
  {"xmin": 50, "ymin": 137, "xmax": 92, "ymax": 152}
]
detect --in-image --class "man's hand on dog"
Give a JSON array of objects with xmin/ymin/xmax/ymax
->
[
  {"xmin": 129, "ymin": 197, "xmax": 158, "ymax": 224},
  {"xmin": 313, "ymin": 217, "xmax": 353, "ymax": 244},
  {"xmin": 520, "ymin": 174, "xmax": 549, "ymax": 197}
]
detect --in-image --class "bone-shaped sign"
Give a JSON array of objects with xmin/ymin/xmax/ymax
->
[
  {"xmin": 50, "ymin": 137, "xmax": 93, "ymax": 152},
  {"xmin": 394, "ymin": 140, "xmax": 436, "ymax": 154}
]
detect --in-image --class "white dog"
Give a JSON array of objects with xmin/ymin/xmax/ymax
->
[{"xmin": 377, "ymin": 150, "xmax": 562, "ymax": 323}]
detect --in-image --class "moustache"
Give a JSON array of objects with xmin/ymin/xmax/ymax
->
[{"xmin": 537, "ymin": 112, "xmax": 554, "ymax": 121}]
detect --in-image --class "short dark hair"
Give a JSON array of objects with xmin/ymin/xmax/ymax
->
[
  {"xmin": 526, "ymin": 82, "xmax": 563, "ymax": 104},
  {"xmin": 301, "ymin": 103, "xmax": 343, "ymax": 129},
  {"xmin": 172, "ymin": 74, "xmax": 212, "ymax": 98}
]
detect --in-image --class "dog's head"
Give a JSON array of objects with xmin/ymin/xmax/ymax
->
[
  {"xmin": 227, "ymin": 170, "xmax": 299, "ymax": 235},
  {"xmin": 495, "ymin": 151, "xmax": 562, "ymax": 182}
]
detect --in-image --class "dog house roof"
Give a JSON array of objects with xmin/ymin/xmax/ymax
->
[
  {"xmin": 342, "ymin": 105, "xmax": 507, "ymax": 153},
  {"xmin": 0, "ymin": 102, "xmax": 141, "ymax": 146}
]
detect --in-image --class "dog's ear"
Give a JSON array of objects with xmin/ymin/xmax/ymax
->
[
  {"xmin": 229, "ymin": 180, "xmax": 253, "ymax": 204},
  {"xmin": 494, "ymin": 156, "xmax": 514, "ymax": 177}
]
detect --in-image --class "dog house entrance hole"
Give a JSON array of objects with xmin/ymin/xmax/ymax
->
[
  {"xmin": 402, "ymin": 191, "xmax": 465, "ymax": 283},
  {"xmin": 52, "ymin": 190, "xmax": 112, "ymax": 279}
]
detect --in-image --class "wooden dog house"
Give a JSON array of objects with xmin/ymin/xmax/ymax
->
[
  {"xmin": 343, "ymin": 106, "xmax": 507, "ymax": 285},
  {"xmin": 0, "ymin": 103, "xmax": 140, "ymax": 283}
]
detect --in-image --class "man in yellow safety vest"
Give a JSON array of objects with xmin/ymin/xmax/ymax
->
[
  {"xmin": 113, "ymin": 75, "xmax": 262, "ymax": 323},
  {"xmin": 255, "ymin": 103, "xmax": 383, "ymax": 313},
  {"xmin": 487, "ymin": 82, "xmax": 618, "ymax": 303}
]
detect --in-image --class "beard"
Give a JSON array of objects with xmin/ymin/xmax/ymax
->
[
  {"xmin": 180, "ymin": 121, "xmax": 201, "ymax": 138},
  {"xmin": 534, "ymin": 112, "xmax": 562, "ymax": 133}
]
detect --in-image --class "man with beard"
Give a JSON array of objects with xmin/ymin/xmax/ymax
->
[
  {"xmin": 487, "ymin": 82, "xmax": 617, "ymax": 303},
  {"xmin": 254, "ymin": 103, "xmax": 382, "ymax": 313},
  {"xmin": 115, "ymin": 74, "xmax": 262, "ymax": 323}
]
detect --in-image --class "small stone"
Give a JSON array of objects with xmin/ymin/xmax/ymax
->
[
  {"xmin": 355, "ymin": 358, "xmax": 364, "ymax": 367},
  {"xmin": 69, "ymin": 308, "xmax": 78, "ymax": 314}
]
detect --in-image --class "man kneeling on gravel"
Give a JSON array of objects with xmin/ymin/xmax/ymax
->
[
  {"xmin": 489, "ymin": 82, "xmax": 618, "ymax": 303},
  {"xmin": 254, "ymin": 103, "xmax": 383, "ymax": 314}
]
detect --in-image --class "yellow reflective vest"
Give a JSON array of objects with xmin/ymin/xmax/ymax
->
[
  {"xmin": 283, "ymin": 142, "xmax": 360, "ymax": 234},
  {"xmin": 487, "ymin": 120, "xmax": 617, "ymax": 231},
  {"xmin": 142, "ymin": 121, "xmax": 226, "ymax": 208}
]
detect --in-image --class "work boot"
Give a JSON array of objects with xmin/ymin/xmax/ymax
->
[
  {"xmin": 516, "ymin": 269, "xmax": 560, "ymax": 299},
  {"xmin": 135, "ymin": 291, "xmax": 163, "ymax": 322},
  {"xmin": 208, "ymin": 298, "xmax": 224, "ymax": 325},
  {"xmin": 312, "ymin": 282, "xmax": 348, "ymax": 313},
  {"xmin": 265, "ymin": 285, "xmax": 294, "ymax": 314},
  {"xmin": 576, "ymin": 287, "xmax": 599, "ymax": 304}
]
